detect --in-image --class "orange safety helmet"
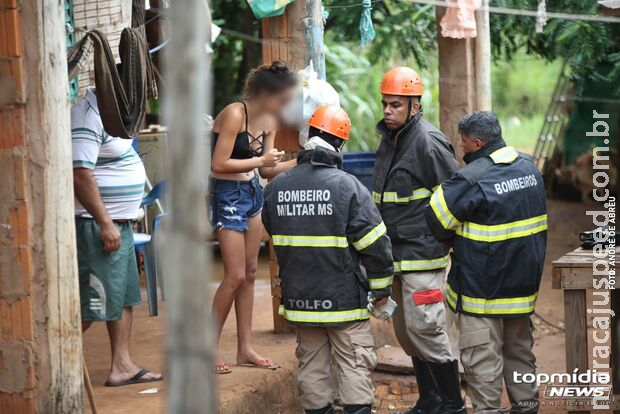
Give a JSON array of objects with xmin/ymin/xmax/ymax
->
[
  {"xmin": 308, "ymin": 104, "xmax": 351, "ymax": 140},
  {"xmin": 380, "ymin": 67, "xmax": 424, "ymax": 96}
]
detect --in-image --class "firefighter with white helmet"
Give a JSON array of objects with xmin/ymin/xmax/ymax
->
[{"xmin": 263, "ymin": 105, "xmax": 394, "ymax": 414}]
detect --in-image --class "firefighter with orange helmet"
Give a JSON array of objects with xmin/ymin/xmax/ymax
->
[
  {"xmin": 263, "ymin": 105, "xmax": 394, "ymax": 414},
  {"xmin": 373, "ymin": 67, "xmax": 466, "ymax": 413}
]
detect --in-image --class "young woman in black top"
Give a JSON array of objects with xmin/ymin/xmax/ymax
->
[{"xmin": 210, "ymin": 60, "xmax": 297, "ymax": 374}]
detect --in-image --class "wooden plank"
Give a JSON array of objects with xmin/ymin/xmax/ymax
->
[
  {"xmin": 564, "ymin": 290, "xmax": 589, "ymax": 375},
  {"xmin": 164, "ymin": 1, "xmax": 216, "ymax": 412},
  {"xmin": 262, "ymin": 1, "xmax": 306, "ymax": 334},
  {"xmin": 557, "ymin": 267, "xmax": 606, "ymax": 290},
  {"xmin": 552, "ymin": 267, "xmax": 562, "ymax": 290},
  {"xmin": 435, "ymin": 5, "xmax": 476, "ymax": 164},
  {"xmin": 18, "ymin": 0, "xmax": 84, "ymax": 410},
  {"xmin": 552, "ymin": 254, "xmax": 600, "ymax": 269}
]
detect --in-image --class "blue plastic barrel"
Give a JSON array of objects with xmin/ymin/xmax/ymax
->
[{"xmin": 342, "ymin": 151, "xmax": 376, "ymax": 192}]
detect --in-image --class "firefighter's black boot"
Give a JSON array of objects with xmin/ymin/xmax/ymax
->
[
  {"xmin": 343, "ymin": 404, "xmax": 372, "ymax": 414},
  {"xmin": 305, "ymin": 404, "xmax": 333, "ymax": 414},
  {"xmin": 403, "ymin": 357, "xmax": 441, "ymax": 414},
  {"xmin": 427, "ymin": 360, "xmax": 466, "ymax": 414}
]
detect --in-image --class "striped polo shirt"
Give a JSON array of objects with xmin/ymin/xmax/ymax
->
[{"xmin": 71, "ymin": 87, "xmax": 146, "ymax": 220}]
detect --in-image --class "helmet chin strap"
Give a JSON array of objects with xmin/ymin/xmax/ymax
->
[{"xmin": 406, "ymin": 97, "xmax": 413, "ymax": 123}]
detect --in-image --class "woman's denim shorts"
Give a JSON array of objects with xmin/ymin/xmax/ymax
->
[{"xmin": 209, "ymin": 175, "xmax": 264, "ymax": 232}]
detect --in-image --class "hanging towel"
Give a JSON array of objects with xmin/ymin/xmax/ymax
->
[{"xmin": 67, "ymin": 0, "xmax": 156, "ymax": 139}]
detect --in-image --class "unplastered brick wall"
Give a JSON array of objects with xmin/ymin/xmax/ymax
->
[
  {"xmin": 72, "ymin": 0, "xmax": 132, "ymax": 96},
  {"xmin": 0, "ymin": 1, "xmax": 36, "ymax": 411}
]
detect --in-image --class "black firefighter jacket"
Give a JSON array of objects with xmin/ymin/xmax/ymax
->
[
  {"xmin": 373, "ymin": 110, "xmax": 460, "ymax": 274},
  {"xmin": 424, "ymin": 139, "xmax": 548, "ymax": 318},
  {"xmin": 263, "ymin": 148, "xmax": 394, "ymax": 327}
]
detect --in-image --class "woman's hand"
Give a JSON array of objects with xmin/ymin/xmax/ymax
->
[{"xmin": 260, "ymin": 148, "xmax": 285, "ymax": 168}]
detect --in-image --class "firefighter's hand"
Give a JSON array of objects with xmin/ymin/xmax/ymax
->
[
  {"xmin": 100, "ymin": 221, "xmax": 121, "ymax": 253},
  {"xmin": 370, "ymin": 296, "xmax": 398, "ymax": 320},
  {"xmin": 260, "ymin": 148, "xmax": 285, "ymax": 168},
  {"xmin": 375, "ymin": 297, "xmax": 388, "ymax": 307}
]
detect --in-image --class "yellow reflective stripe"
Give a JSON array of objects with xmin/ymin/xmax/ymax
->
[
  {"xmin": 353, "ymin": 222, "xmax": 386, "ymax": 250},
  {"xmin": 278, "ymin": 305, "xmax": 370, "ymax": 323},
  {"xmin": 272, "ymin": 235, "xmax": 348, "ymax": 248},
  {"xmin": 376, "ymin": 188, "xmax": 433, "ymax": 204},
  {"xmin": 489, "ymin": 146, "xmax": 518, "ymax": 164},
  {"xmin": 429, "ymin": 186, "xmax": 461, "ymax": 230},
  {"xmin": 446, "ymin": 284, "xmax": 538, "ymax": 315},
  {"xmin": 369, "ymin": 275, "xmax": 393, "ymax": 289},
  {"xmin": 445, "ymin": 285, "xmax": 457, "ymax": 309},
  {"xmin": 455, "ymin": 214, "xmax": 548, "ymax": 242},
  {"xmin": 393, "ymin": 255, "xmax": 450, "ymax": 272},
  {"xmin": 372, "ymin": 191, "xmax": 382, "ymax": 204}
]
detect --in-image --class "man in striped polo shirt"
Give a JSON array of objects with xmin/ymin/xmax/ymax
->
[{"xmin": 72, "ymin": 87, "xmax": 162, "ymax": 387}]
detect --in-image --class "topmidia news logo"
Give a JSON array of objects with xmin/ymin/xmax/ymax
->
[{"xmin": 514, "ymin": 370, "xmax": 611, "ymax": 409}]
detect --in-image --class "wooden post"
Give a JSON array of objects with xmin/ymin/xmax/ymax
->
[
  {"xmin": 0, "ymin": 0, "xmax": 83, "ymax": 412},
  {"xmin": 262, "ymin": 2, "xmax": 309, "ymax": 333},
  {"xmin": 474, "ymin": 0, "xmax": 492, "ymax": 111},
  {"xmin": 436, "ymin": 5, "xmax": 476, "ymax": 163},
  {"xmin": 163, "ymin": 0, "xmax": 215, "ymax": 412},
  {"xmin": 306, "ymin": 0, "xmax": 326, "ymax": 80}
]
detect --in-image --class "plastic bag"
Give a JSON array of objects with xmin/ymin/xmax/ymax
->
[
  {"xmin": 247, "ymin": 0, "xmax": 295, "ymax": 19},
  {"xmin": 281, "ymin": 64, "xmax": 340, "ymax": 146}
]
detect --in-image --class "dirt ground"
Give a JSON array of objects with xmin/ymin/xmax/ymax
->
[{"xmin": 82, "ymin": 199, "xmax": 594, "ymax": 413}]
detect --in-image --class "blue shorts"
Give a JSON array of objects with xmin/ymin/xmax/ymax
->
[{"xmin": 209, "ymin": 176, "xmax": 264, "ymax": 232}]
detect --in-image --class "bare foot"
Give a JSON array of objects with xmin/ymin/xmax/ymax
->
[
  {"xmin": 237, "ymin": 348, "xmax": 274, "ymax": 366},
  {"xmin": 214, "ymin": 362, "xmax": 232, "ymax": 374},
  {"xmin": 107, "ymin": 362, "xmax": 163, "ymax": 385}
]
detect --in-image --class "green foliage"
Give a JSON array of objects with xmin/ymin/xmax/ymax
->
[
  {"xmin": 489, "ymin": 0, "xmax": 619, "ymax": 94},
  {"xmin": 325, "ymin": 1, "xmax": 437, "ymax": 69},
  {"xmin": 327, "ymin": 0, "xmax": 619, "ymax": 93},
  {"xmin": 211, "ymin": 0, "xmax": 262, "ymax": 112},
  {"xmin": 325, "ymin": 34, "xmax": 440, "ymax": 151}
]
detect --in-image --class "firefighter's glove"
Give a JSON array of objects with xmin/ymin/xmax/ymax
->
[{"xmin": 367, "ymin": 292, "xmax": 397, "ymax": 320}]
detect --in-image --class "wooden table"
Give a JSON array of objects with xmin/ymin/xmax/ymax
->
[{"xmin": 552, "ymin": 247, "xmax": 619, "ymax": 412}]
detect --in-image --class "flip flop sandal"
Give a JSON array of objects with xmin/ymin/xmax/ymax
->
[
  {"xmin": 213, "ymin": 363, "xmax": 232, "ymax": 375},
  {"xmin": 104, "ymin": 368, "xmax": 163, "ymax": 387},
  {"xmin": 237, "ymin": 358, "xmax": 279, "ymax": 370}
]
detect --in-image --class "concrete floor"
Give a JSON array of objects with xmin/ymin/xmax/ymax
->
[{"xmin": 81, "ymin": 199, "xmax": 592, "ymax": 413}]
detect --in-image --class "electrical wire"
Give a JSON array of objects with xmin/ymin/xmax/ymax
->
[
  {"xmin": 398, "ymin": 0, "xmax": 620, "ymax": 24},
  {"xmin": 326, "ymin": 0, "xmax": 383, "ymax": 9},
  {"xmin": 326, "ymin": 0, "xmax": 620, "ymax": 23}
]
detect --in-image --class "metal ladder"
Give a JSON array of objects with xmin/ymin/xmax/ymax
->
[{"xmin": 532, "ymin": 62, "xmax": 571, "ymax": 179}]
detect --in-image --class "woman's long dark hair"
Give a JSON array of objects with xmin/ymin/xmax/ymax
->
[{"xmin": 244, "ymin": 60, "xmax": 297, "ymax": 98}]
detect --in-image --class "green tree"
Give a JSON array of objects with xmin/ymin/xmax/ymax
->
[{"xmin": 211, "ymin": 0, "xmax": 262, "ymax": 112}]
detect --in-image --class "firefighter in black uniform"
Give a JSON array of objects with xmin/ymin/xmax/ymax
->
[
  {"xmin": 425, "ymin": 111, "xmax": 547, "ymax": 413},
  {"xmin": 373, "ymin": 66, "xmax": 465, "ymax": 413},
  {"xmin": 262, "ymin": 105, "xmax": 394, "ymax": 414}
]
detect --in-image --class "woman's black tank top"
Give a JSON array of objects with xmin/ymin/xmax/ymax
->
[{"xmin": 211, "ymin": 101, "xmax": 265, "ymax": 159}]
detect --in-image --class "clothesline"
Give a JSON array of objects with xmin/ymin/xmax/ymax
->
[{"xmin": 327, "ymin": 0, "xmax": 620, "ymax": 23}]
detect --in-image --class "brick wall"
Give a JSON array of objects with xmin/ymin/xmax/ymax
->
[
  {"xmin": 0, "ymin": 0, "xmax": 36, "ymax": 411},
  {"xmin": 71, "ymin": 0, "xmax": 132, "ymax": 95}
]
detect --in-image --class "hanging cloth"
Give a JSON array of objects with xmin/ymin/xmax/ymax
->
[
  {"xmin": 359, "ymin": 0, "xmax": 376, "ymax": 47},
  {"xmin": 247, "ymin": 0, "xmax": 296, "ymax": 19},
  {"xmin": 439, "ymin": 0, "xmax": 481, "ymax": 39},
  {"xmin": 66, "ymin": 0, "xmax": 157, "ymax": 139},
  {"xmin": 536, "ymin": 0, "xmax": 548, "ymax": 33}
]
